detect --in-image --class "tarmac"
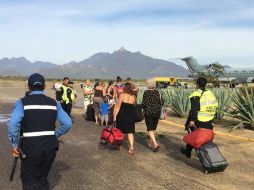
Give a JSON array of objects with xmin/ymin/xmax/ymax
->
[{"xmin": 0, "ymin": 80, "xmax": 254, "ymax": 190}]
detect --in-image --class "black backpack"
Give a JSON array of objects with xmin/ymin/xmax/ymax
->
[{"xmin": 86, "ymin": 104, "xmax": 95, "ymax": 121}]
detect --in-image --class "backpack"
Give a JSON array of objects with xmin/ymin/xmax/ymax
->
[{"xmin": 86, "ymin": 104, "xmax": 95, "ymax": 121}]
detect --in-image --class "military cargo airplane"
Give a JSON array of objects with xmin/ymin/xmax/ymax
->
[{"xmin": 181, "ymin": 57, "xmax": 254, "ymax": 87}]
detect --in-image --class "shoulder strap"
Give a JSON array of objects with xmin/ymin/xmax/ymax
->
[{"xmin": 200, "ymin": 89, "xmax": 207, "ymax": 98}]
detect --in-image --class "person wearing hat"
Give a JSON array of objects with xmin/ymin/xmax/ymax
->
[
  {"xmin": 66, "ymin": 81, "xmax": 77, "ymax": 116},
  {"xmin": 181, "ymin": 77, "xmax": 218, "ymax": 158},
  {"xmin": 8, "ymin": 73, "xmax": 72, "ymax": 190},
  {"xmin": 58, "ymin": 77, "xmax": 72, "ymax": 115}
]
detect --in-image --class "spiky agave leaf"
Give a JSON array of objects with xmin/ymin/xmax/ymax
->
[
  {"xmin": 136, "ymin": 88, "xmax": 145, "ymax": 104},
  {"xmin": 162, "ymin": 88, "xmax": 193, "ymax": 118},
  {"xmin": 211, "ymin": 88, "xmax": 233, "ymax": 121},
  {"xmin": 227, "ymin": 88, "xmax": 254, "ymax": 129},
  {"xmin": 161, "ymin": 88, "xmax": 174, "ymax": 109}
]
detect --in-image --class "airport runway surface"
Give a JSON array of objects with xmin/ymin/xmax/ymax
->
[
  {"xmin": 0, "ymin": 81, "xmax": 254, "ymax": 190},
  {"xmin": 1, "ymin": 104, "xmax": 254, "ymax": 190}
]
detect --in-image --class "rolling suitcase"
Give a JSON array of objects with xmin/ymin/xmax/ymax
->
[{"xmin": 196, "ymin": 141, "xmax": 228, "ymax": 174}]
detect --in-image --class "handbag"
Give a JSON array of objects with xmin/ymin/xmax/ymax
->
[
  {"xmin": 134, "ymin": 104, "xmax": 144, "ymax": 122},
  {"xmin": 159, "ymin": 91, "xmax": 166, "ymax": 120}
]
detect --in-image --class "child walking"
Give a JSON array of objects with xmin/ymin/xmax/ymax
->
[{"xmin": 100, "ymin": 97, "xmax": 110, "ymax": 127}]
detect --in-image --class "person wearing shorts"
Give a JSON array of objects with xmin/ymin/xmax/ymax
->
[
  {"xmin": 93, "ymin": 81, "xmax": 106, "ymax": 124},
  {"xmin": 100, "ymin": 97, "xmax": 110, "ymax": 127}
]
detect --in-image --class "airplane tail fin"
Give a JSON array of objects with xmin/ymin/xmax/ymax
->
[{"xmin": 181, "ymin": 57, "xmax": 206, "ymax": 73}]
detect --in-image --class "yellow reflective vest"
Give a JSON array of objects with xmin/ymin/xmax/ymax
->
[
  {"xmin": 70, "ymin": 88, "xmax": 76, "ymax": 102},
  {"xmin": 189, "ymin": 89, "xmax": 218, "ymax": 122},
  {"xmin": 61, "ymin": 85, "xmax": 69, "ymax": 104}
]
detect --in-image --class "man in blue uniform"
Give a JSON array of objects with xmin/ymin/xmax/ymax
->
[{"xmin": 8, "ymin": 73, "xmax": 72, "ymax": 190}]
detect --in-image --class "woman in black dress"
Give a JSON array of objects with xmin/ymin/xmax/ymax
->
[
  {"xmin": 114, "ymin": 83, "xmax": 136, "ymax": 155},
  {"xmin": 141, "ymin": 78, "xmax": 164, "ymax": 152}
]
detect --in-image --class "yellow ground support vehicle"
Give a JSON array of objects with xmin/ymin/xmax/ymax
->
[
  {"xmin": 153, "ymin": 77, "xmax": 188, "ymax": 88},
  {"xmin": 153, "ymin": 77, "xmax": 177, "ymax": 88}
]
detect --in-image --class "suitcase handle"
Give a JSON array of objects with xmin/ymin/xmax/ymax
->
[{"xmin": 186, "ymin": 125, "xmax": 196, "ymax": 133}]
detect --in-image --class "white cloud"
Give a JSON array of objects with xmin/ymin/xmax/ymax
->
[{"xmin": 0, "ymin": 0, "xmax": 254, "ymax": 68}]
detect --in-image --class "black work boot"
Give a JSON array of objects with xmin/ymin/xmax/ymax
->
[{"xmin": 180, "ymin": 148, "xmax": 191, "ymax": 158}]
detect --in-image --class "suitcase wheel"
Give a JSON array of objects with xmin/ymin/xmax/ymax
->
[{"xmin": 100, "ymin": 140, "xmax": 108, "ymax": 145}]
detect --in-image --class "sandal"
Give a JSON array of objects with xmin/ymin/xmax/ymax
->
[
  {"xmin": 147, "ymin": 138, "xmax": 153, "ymax": 150},
  {"xmin": 153, "ymin": 145, "xmax": 160, "ymax": 152}
]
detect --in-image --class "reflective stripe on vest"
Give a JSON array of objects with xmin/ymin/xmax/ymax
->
[
  {"xmin": 61, "ymin": 85, "xmax": 69, "ymax": 104},
  {"xmin": 24, "ymin": 105, "xmax": 57, "ymax": 110},
  {"xmin": 23, "ymin": 131, "xmax": 55, "ymax": 137},
  {"xmin": 189, "ymin": 89, "xmax": 218, "ymax": 122}
]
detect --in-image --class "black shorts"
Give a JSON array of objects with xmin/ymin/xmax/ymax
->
[{"xmin": 145, "ymin": 116, "xmax": 159, "ymax": 131}]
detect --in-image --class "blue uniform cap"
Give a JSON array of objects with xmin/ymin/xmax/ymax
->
[{"xmin": 28, "ymin": 73, "xmax": 45, "ymax": 88}]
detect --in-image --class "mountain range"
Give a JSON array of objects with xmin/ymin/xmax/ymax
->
[
  {"xmin": 0, "ymin": 57, "xmax": 56, "ymax": 76},
  {"xmin": 0, "ymin": 48, "xmax": 190, "ymax": 79}
]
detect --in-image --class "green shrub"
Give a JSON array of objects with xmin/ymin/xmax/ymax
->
[
  {"xmin": 136, "ymin": 88, "xmax": 145, "ymax": 104},
  {"xmin": 162, "ymin": 88, "xmax": 193, "ymax": 118},
  {"xmin": 211, "ymin": 88, "xmax": 233, "ymax": 121},
  {"xmin": 227, "ymin": 88, "xmax": 254, "ymax": 129}
]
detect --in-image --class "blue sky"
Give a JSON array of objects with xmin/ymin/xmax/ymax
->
[{"xmin": 0, "ymin": 0, "xmax": 254, "ymax": 68}]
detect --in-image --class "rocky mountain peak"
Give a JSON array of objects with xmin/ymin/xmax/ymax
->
[{"xmin": 115, "ymin": 47, "xmax": 128, "ymax": 53}]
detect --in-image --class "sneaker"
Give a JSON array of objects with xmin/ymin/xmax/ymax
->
[{"xmin": 180, "ymin": 148, "xmax": 191, "ymax": 158}]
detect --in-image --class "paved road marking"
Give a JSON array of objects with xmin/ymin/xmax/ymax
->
[{"xmin": 160, "ymin": 120, "xmax": 254, "ymax": 143}]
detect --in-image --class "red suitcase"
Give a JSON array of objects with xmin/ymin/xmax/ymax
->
[{"xmin": 101, "ymin": 124, "xmax": 124, "ymax": 145}]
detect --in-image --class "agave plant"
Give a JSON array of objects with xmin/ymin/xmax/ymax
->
[
  {"xmin": 136, "ymin": 88, "xmax": 145, "ymax": 104},
  {"xmin": 227, "ymin": 88, "xmax": 254, "ymax": 129},
  {"xmin": 162, "ymin": 88, "xmax": 193, "ymax": 118},
  {"xmin": 211, "ymin": 88, "xmax": 233, "ymax": 121}
]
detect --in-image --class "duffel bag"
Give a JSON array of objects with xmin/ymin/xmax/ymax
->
[
  {"xmin": 101, "ymin": 123, "xmax": 124, "ymax": 145},
  {"xmin": 183, "ymin": 128, "xmax": 214, "ymax": 149}
]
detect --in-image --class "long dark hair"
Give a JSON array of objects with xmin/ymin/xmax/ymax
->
[
  {"xmin": 107, "ymin": 80, "xmax": 114, "ymax": 91},
  {"xmin": 123, "ymin": 83, "xmax": 134, "ymax": 95}
]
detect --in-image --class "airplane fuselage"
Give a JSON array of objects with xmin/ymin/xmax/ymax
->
[
  {"xmin": 181, "ymin": 57, "xmax": 254, "ymax": 84},
  {"xmin": 218, "ymin": 68, "xmax": 254, "ymax": 84}
]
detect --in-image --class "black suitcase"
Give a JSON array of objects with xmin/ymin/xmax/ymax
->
[
  {"xmin": 86, "ymin": 104, "xmax": 95, "ymax": 121},
  {"xmin": 196, "ymin": 141, "xmax": 228, "ymax": 174}
]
